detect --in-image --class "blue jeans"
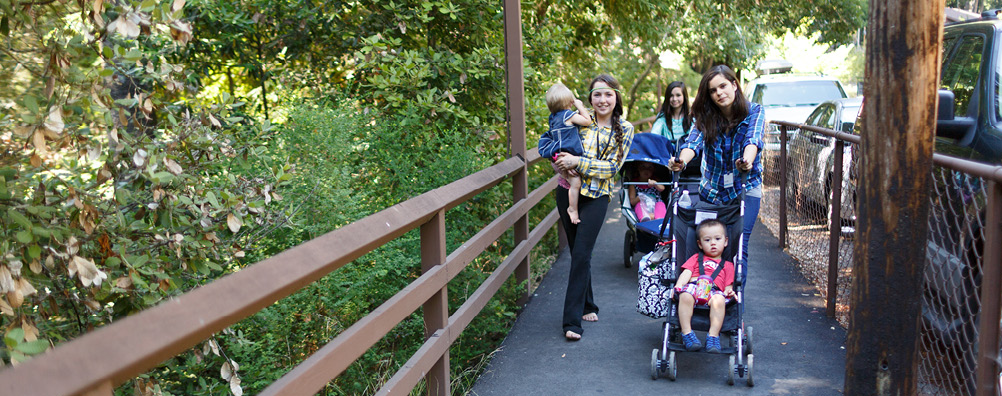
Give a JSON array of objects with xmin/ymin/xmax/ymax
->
[{"xmin": 740, "ymin": 194, "xmax": 761, "ymax": 286}]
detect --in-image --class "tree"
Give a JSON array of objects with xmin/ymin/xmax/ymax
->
[{"xmin": 0, "ymin": 1, "xmax": 287, "ymax": 393}]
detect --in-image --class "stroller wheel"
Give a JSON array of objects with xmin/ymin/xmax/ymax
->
[
  {"xmin": 650, "ymin": 348, "xmax": 659, "ymax": 380},
  {"xmin": 667, "ymin": 351, "xmax": 677, "ymax": 381},
  {"xmin": 726, "ymin": 355, "xmax": 735, "ymax": 385},
  {"xmin": 745, "ymin": 326, "xmax": 753, "ymax": 355},
  {"xmin": 623, "ymin": 229, "xmax": 635, "ymax": 268},
  {"xmin": 747, "ymin": 354, "xmax": 755, "ymax": 387}
]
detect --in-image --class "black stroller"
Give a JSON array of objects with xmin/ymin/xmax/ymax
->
[
  {"xmin": 638, "ymin": 173, "xmax": 754, "ymax": 386},
  {"xmin": 619, "ymin": 133, "xmax": 698, "ymax": 268}
]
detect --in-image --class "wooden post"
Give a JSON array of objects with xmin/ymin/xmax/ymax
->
[
  {"xmin": 779, "ymin": 124, "xmax": 788, "ymax": 248},
  {"xmin": 421, "ymin": 211, "xmax": 449, "ymax": 396},
  {"xmin": 827, "ymin": 140, "xmax": 844, "ymax": 318},
  {"xmin": 503, "ymin": 0, "xmax": 531, "ymax": 305},
  {"xmin": 976, "ymin": 181, "xmax": 1002, "ymax": 396},
  {"xmin": 845, "ymin": 1, "xmax": 944, "ymax": 394}
]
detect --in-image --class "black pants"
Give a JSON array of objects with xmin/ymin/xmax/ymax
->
[{"xmin": 556, "ymin": 187, "xmax": 609, "ymax": 334}]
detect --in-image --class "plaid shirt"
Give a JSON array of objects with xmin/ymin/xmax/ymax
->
[
  {"xmin": 576, "ymin": 111, "xmax": 635, "ymax": 198},
  {"xmin": 681, "ymin": 102, "xmax": 765, "ymax": 204}
]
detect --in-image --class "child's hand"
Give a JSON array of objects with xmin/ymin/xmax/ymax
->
[
  {"xmin": 573, "ymin": 98, "xmax": 583, "ymax": 108},
  {"xmin": 649, "ymin": 179, "xmax": 665, "ymax": 191},
  {"xmin": 725, "ymin": 289, "xmax": 735, "ymax": 298}
]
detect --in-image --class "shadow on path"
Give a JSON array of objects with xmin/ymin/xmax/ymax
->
[{"xmin": 471, "ymin": 190, "xmax": 847, "ymax": 395}]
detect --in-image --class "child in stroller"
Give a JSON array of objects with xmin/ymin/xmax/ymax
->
[
  {"xmin": 619, "ymin": 133, "xmax": 677, "ymax": 268},
  {"xmin": 641, "ymin": 174, "xmax": 754, "ymax": 386},
  {"xmin": 673, "ymin": 218, "xmax": 734, "ymax": 353}
]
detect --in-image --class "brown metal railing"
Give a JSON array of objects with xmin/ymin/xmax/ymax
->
[
  {"xmin": 767, "ymin": 119, "xmax": 1002, "ymax": 395},
  {"xmin": 0, "ymin": 149, "xmax": 560, "ymax": 396}
]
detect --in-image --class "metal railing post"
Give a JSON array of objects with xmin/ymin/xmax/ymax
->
[
  {"xmin": 976, "ymin": 181, "xmax": 1002, "ymax": 396},
  {"xmin": 503, "ymin": 0, "xmax": 530, "ymax": 305},
  {"xmin": 779, "ymin": 124, "xmax": 788, "ymax": 248},
  {"xmin": 827, "ymin": 140, "xmax": 845, "ymax": 317},
  {"xmin": 421, "ymin": 210, "xmax": 449, "ymax": 396}
]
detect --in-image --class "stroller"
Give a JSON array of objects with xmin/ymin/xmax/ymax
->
[
  {"xmin": 638, "ymin": 173, "xmax": 754, "ymax": 386},
  {"xmin": 619, "ymin": 133, "xmax": 699, "ymax": 268}
]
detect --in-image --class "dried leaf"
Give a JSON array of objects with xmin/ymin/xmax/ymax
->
[
  {"xmin": 84, "ymin": 299, "xmax": 100, "ymax": 310},
  {"xmin": 164, "ymin": 158, "xmax": 183, "ymax": 175},
  {"xmin": 0, "ymin": 298, "xmax": 13, "ymax": 316},
  {"xmin": 169, "ymin": 20, "xmax": 192, "ymax": 45},
  {"xmin": 226, "ymin": 213, "xmax": 242, "ymax": 233},
  {"xmin": 13, "ymin": 126, "xmax": 33, "ymax": 138},
  {"xmin": 446, "ymin": 91, "xmax": 456, "ymax": 103},
  {"xmin": 17, "ymin": 278, "xmax": 35, "ymax": 297},
  {"xmin": 44, "ymin": 77, "xmax": 55, "ymax": 99},
  {"xmin": 43, "ymin": 107, "xmax": 64, "ymax": 134},
  {"xmin": 92, "ymin": 0, "xmax": 104, "ymax": 14},
  {"xmin": 114, "ymin": 276, "xmax": 133, "ymax": 289},
  {"xmin": 229, "ymin": 376, "xmax": 242, "ymax": 396},
  {"xmin": 141, "ymin": 98, "xmax": 153, "ymax": 115},
  {"xmin": 398, "ymin": 21, "xmax": 406, "ymax": 34},
  {"xmin": 460, "ymin": 73, "xmax": 467, "ymax": 84},
  {"xmin": 133, "ymin": 149, "xmax": 148, "ymax": 168},
  {"xmin": 208, "ymin": 114, "xmax": 221, "ymax": 128},
  {"xmin": 108, "ymin": 13, "xmax": 140, "ymax": 38},
  {"xmin": 0, "ymin": 265, "xmax": 12, "ymax": 293},
  {"xmin": 233, "ymin": 251, "xmax": 245, "ymax": 258},
  {"xmin": 209, "ymin": 339, "xmax": 219, "ymax": 356},
  {"xmin": 29, "ymin": 260, "xmax": 41, "ymax": 274},
  {"xmin": 221, "ymin": 361, "xmax": 232, "ymax": 380},
  {"xmin": 7, "ymin": 290, "xmax": 23, "ymax": 308},
  {"xmin": 7, "ymin": 258, "xmax": 22, "ymax": 276},
  {"xmin": 67, "ymin": 236, "xmax": 80, "ymax": 255},
  {"xmin": 31, "ymin": 131, "xmax": 47, "ymax": 156},
  {"xmin": 21, "ymin": 322, "xmax": 38, "ymax": 342},
  {"xmin": 69, "ymin": 256, "xmax": 107, "ymax": 287}
]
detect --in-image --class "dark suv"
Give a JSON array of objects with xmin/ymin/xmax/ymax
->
[{"xmin": 852, "ymin": 11, "xmax": 1000, "ymax": 394}]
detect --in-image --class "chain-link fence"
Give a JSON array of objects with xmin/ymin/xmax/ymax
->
[{"xmin": 759, "ymin": 121, "xmax": 1002, "ymax": 395}]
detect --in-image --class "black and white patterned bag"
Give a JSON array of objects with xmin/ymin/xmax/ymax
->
[{"xmin": 637, "ymin": 245, "xmax": 672, "ymax": 318}]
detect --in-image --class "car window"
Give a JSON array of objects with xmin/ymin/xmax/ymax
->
[
  {"xmin": 940, "ymin": 34, "xmax": 985, "ymax": 117},
  {"xmin": 996, "ymin": 59, "xmax": 1002, "ymax": 121},
  {"xmin": 805, "ymin": 105, "xmax": 827, "ymax": 126},
  {"xmin": 823, "ymin": 106, "xmax": 838, "ymax": 130},
  {"xmin": 755, "ymin": 81, "xmax": 846, "ymax": 107},
  {"xmin": 751, "ymin": 85, "xmax": 763, "ymax": 104}
]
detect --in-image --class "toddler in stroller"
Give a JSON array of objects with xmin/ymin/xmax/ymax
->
[
  {"xmin": 619, "ymin": 133, "xmax": 680, "ymax": 268},
  {"xmin": 639, "ymin": 175, "xmax": 754, "ymax": 386}
]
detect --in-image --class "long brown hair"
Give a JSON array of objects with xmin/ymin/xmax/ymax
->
[
  {"xmin": 659, "ymin": 81, "xmax": 691, "ymax": 133},
  {"xmin": 589, "ymin": 74, "xmax": 626, "ymax": 164},
  {"xmin": 691, "ymin": 65, "xmax": 749, "ymax": 147}
]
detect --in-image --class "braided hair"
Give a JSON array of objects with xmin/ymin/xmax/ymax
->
[{"xmin": 588, "ymin": 74, "xmax": 626, "ymax": 164}]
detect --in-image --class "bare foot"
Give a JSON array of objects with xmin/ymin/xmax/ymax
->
[
  {"xmin": 582, "ymin": 312, "xmax": 598, "ymax": 322},
  {"xmin": 565, "ymin": 330, "xmax": 581, "ymax": 341},
  {"xmin": 568, "ymin": 207, "xmax": 581, "ymax": 224}
]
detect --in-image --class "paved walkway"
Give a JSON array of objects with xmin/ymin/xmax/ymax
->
[{"xmin": 471, "ymin": 194, "xmax": 848, "ymax": 395}]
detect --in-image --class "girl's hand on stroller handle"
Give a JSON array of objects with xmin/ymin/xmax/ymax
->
[{"xmin": 668, "ymin": 157, "xmax": 685, "ymax": 171}]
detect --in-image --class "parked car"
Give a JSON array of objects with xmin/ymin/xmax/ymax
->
[
  {"xmin": 745, "ymin": 62, "xmax": 848, "ymax": 153},
  {"xmin": 787, "ymin": 97, "xmax": 862, "ymax": 231}
]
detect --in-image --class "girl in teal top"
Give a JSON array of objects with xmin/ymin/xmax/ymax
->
[{"xmin": 651, "ymin": 81, "xmax": 692, "ymax": 145}]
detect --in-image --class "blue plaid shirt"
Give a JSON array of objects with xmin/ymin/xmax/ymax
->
[{"xmin": 681, "ymin": 102, "xmax": 765, "ymax": 204}]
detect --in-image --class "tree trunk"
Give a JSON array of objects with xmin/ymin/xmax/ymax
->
[
  {"xmin": 845, "ymin": 1, "xmax": 944, "ymax": 394},
  {"xmin": 626, "ymin": 51, "xmax": 658, "ymax": 120}
]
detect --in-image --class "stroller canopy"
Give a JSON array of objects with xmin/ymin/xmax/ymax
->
[{"xmin": 621, "ymin": 133, "xmax": 674, "ymax": 183}]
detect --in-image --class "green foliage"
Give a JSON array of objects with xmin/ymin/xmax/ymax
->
[{"xmin": 1, "ymin": 0, "xmax": 285, "ymax": 394}]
